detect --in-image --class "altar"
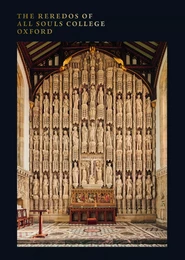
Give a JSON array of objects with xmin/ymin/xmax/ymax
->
[{"xmin": 69, "ymin": 188, "xmax": 116, "ymax": 224}]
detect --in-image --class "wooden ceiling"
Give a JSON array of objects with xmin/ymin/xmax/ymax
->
[{"xmin": 17, "ymin": 41, "xmax": 167, "ymax": 100}]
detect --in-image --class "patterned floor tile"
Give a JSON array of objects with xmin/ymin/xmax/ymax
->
[{"xmin": 17, "ymin": 222, "xmax": 167, "ymax": 246}]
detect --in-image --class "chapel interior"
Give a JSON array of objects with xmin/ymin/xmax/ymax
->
[{"xmin": 17, "ymin": 41, "xmax": 167, "ymax": 236}]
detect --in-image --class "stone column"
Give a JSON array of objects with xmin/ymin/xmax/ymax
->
[
  {"xmin": 39, "ymin": 87, "xmax": 43, "ymax": 210},
  {"xmin": 132, "ymin": 75, "xmax": 136, "ymax": 214},
  {"xmin": 49, "ymin": 75, "xmax": 53, "ymax": 213},
  {"xmin": 59, "ymin": 72, "xmax": 63, "ymax": 213},
  {"xmin": 152, "ymin": 100, "xmax": 156, "ymax": 214},
  {"xmin": 122, "ymin": 72, "xmax": 126, "ymax": 213},
  {"xmin": 29, "ymin": 101, "xmax": 34, "ymax": 211},
  {"xmin": 113, "ymin": 65, "xmax": 116, "ymax": 198},
  {"xmin": 142, "ymin": 86, "xmax": 146, "ymax": 214},
  {"xmin": 69, "ymin": 66, "xmax": 73, "ymax": 198}
]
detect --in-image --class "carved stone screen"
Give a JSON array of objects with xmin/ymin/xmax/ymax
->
[{"xmin": 29, "ymin": 50, "xmax": 156, "ymax": 217}]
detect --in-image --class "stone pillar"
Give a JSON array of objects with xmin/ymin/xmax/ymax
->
[
  {"xmin": 122, "ymin": 72, "xmax": 126, "ymax": 214},
  {"xmin": 152, "ymin": 100, "xmax": 156, "ymax": 214},
  {"xmin": 39, "ymin": 87, "xmax": 43, "ymax": 209},
  {"xmin": 132, "ymin": 75, "xmax": 136, "ymax": 214},
  {"xmin": 142, "ymin": 86, "xmax": 146, "ymax": 214},
  {"xmin": 59, "ymin": 72, "xmax": 63, "ymax": 213}
]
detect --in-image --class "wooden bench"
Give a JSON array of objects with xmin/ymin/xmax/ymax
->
[
  {"xmin": 87, "ymin": 218, "xmax": 97, "ymax": 225},
  {"xmin": 17, "ymin": 209, "xmax": 33, "ymax": 229}
]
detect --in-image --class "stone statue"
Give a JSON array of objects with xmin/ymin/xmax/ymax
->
[
  {"xmin": 146, "ymin": 96, "xmax": 152, "ymax": 114},
  {"xmin": 73, "ymin": 90, "xmax": 79, "ymax": 109},
  {"xmin": 72, "ymin": 162, "xmax": 79, "ymax": 186},
  {"xmin": 53, "ymin": 174, "xmax": 59, "ymax": 196},
  {"xmin": 136, "ymin": 94, "xmax": 142, "ymax": 113},
  {"xmin": 89, "ymin": 85, "xmax": 96, "ymax": 120},
  {"xmin": 83, "ymin": 57, "xmax": 87, "ymax": 70},
  {"xmin": 82, "ymin": 122, "xmax": 88, "ymax": 143},
  {"xmin": 116, "ymin": 175, "xmax": 123, "ymax": 198},
  {"xmin": 136, "ymin": 94, "xmax": 143, "ymax": 128},
  {"xmin": 63, "ymin": 174, "xmax": 68, "ymax": 196},
  {"xmin": 90, "ymin": 52, "xmax": 96, "ymax": 67},
  {"xmin": 146, "ymin": 96, "xmax": 152, "ymax": 128},
  {"xmin": 81, "ymin": 163, "xmax": 87, "ymax": 184},
  {"xmin": 116, "ymin": 95, "xmax": 123, "ymax": 128},
  {"xmin": 97, "ymin": 86, "xmax": 104, "ymax": 105},
  {"xmin": 106, "ymin": 91, "xmax": 113, "ymax": 123},
  {"xmin": 136, "ymin": 131, "xmax": 142, "ymax": 150},
  {"xmin": 97, "ymin": 121, "xmax": 104, "ymax": 142},
  {"xmin": 106, "ymin": 126, "xmax": 112, "ymax": 147},
  {"xmin": 82, "ymin": 88, "xmax": 88, "ymax": 119},
  {"xmin": 126, "ymin": 175, "xmax": 133, "ymax": 197},
  {"xmin": 136, "ymin": 173, "xmax": 142, "ymax": 199},
  {"xmin": 81, "ymin": 122, "xmax": 88, "ymax": 153},
  {"xmin": 116, "ymin": 130, "xmax": 122, "ymax": 150},
  {"xmin": 73, "ymin": 69, "xmax": 79, "ymax": 89},
  {"xmin": 106, "ymin": 91, "xmax": 112, "ymax": 109},
  {"xmin": 96, "ymin": 162, "xmax": 102, "ymax": 181},
  {"xmin": 82, "ymin": 88, "xmax": 88, "ymax": 105},
  {"xmin": 43, "ymin": 175, "xmax": 49, "ymax": 195},
  {"xmin": 96, "ymin": 121, "xmax": 104, "ymax": 153},
  {"xmin": 146, "ymin": 175, "xmax": 153, "ymax": 199},
  {"xmin": 73, "ymin": 90, "xmax": 79, "ymax": 123},
  {"xmin": 63, "ymin": 95, "xmax": 69, "ymax": 128},
  {"xmin": 53, "ymin": 95, "xmax": 59, "ymax": 113},
  {"xmin": 126, "ymin": 95, "xmax": 132, "ymax": 112},
  {"xmin": 33, "ymin": 174, "xmax": 39, "ymax": 196},
  {"xmin": 33, "ymin": 131, "xmax": 39, "ymax": 150},
  {"xmin": 72, "ymin": 126, "xmax": 79, "ymax": 147},
  {"xmin": 145, "ymin": 130, "xmax": 152, "ymax": 150},
  {"xmin": 53, "ymin": 130, "xmax": 59, "ymax": 151},
  {"xmin": 125, "ymin": 95, "xmax": 132, "ymax": 128},
  {"xmin": 63, "ymin": 95, "xmax": 69, "ymax": 114},
  {"xmin": 62, "ymin": 130, "xmax": 69, "ymax": 152},
  {"xmin": 125, "ymin": 131, "xmax": 132, "ymax": 150},
  {"xmin": 90, "ymin": 85, "xmax": 96, "ymax": 103},
  {"xmin": 43, "ymin": 130, "xmax": 49, "ymax": 151},
  {"xmin": 33, "ymin": 95, "xmax": 39, "ymax": 128},
  {"xmin": 106, "ymin": 162, "xmax": 112, "ymax": 187},
  {"xmin": 117, "ymin": 95, "xmax": 123, "ymax": 114},
  {"xmin": 89, "ymin": 122, "xmax": 96, "ymax": 142},
  {"xmin": 43, "ymin": 95, "xmax": 49, "ymax": 113}
]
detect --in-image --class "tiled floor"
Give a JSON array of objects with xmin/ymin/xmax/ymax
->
[{"xmin": 17, "ymin": 222, "xmax": 167, "ymax": 247}]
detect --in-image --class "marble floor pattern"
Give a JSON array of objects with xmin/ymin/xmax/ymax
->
[{"xmin": 17, "ymin": 222, "xmax": 167, "ymax": 247}]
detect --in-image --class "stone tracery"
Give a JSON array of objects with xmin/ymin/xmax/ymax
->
[{"xmin": 29, "ymin": 51, "xmax": 155, "ymax": 216}]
